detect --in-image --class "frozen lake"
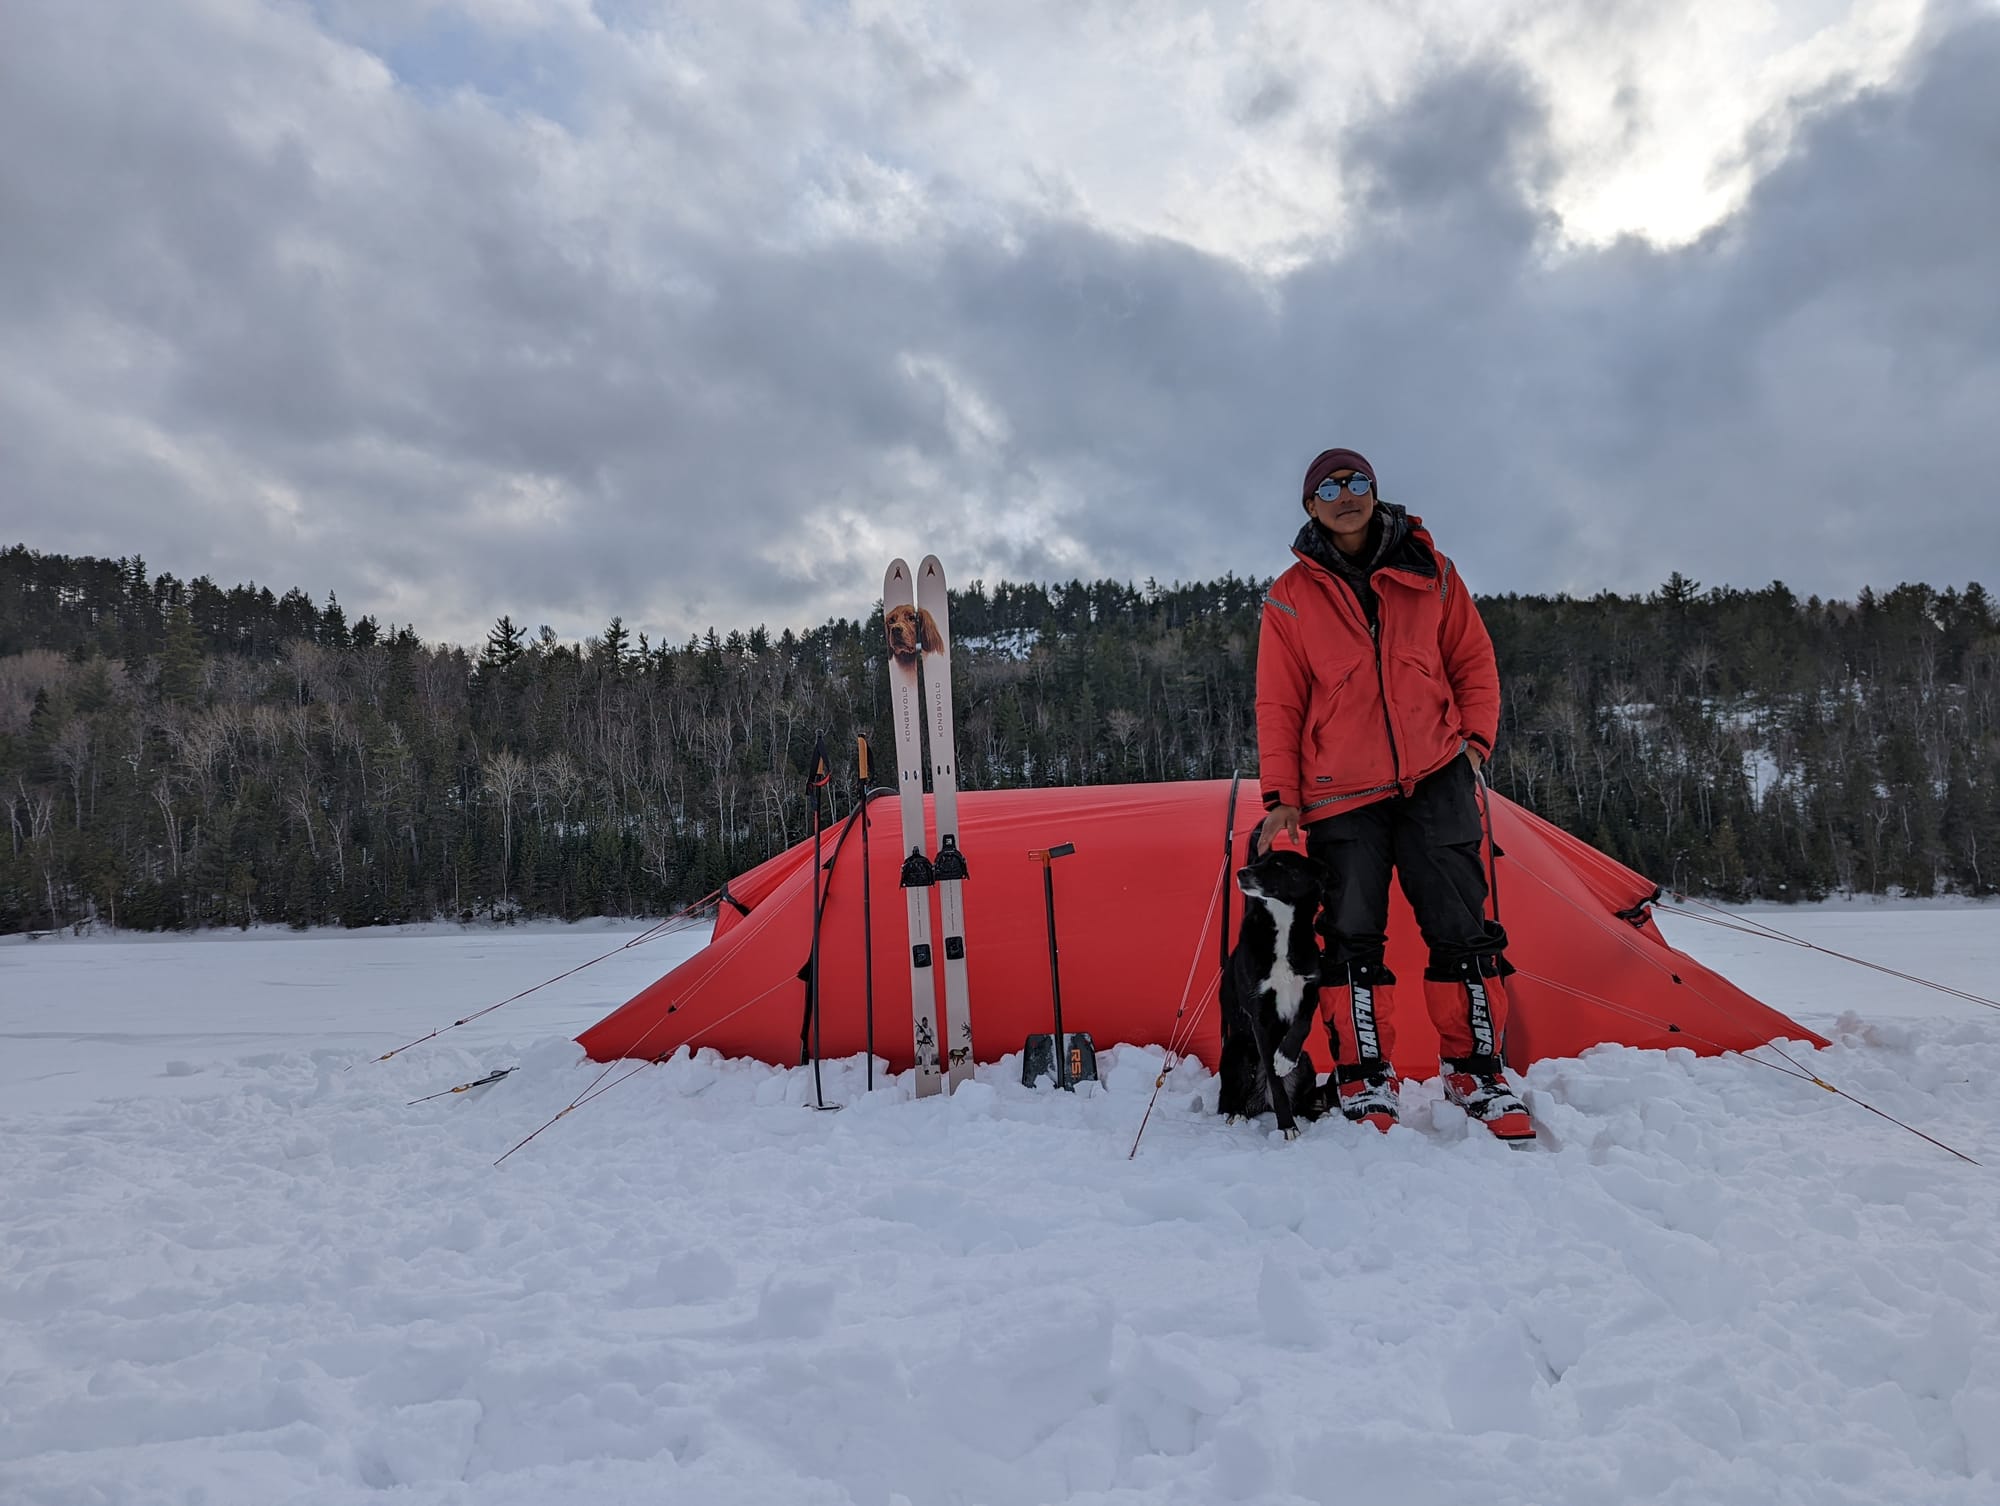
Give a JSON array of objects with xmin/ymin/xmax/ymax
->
[{"xmin": 2, "ymin": 900, "xmax": 1996, "ymax": 1505}]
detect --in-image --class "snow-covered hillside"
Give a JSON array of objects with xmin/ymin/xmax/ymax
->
[{"xmin": 2, "ymin": 907, "xmax": 1996, "ymax": 1505}]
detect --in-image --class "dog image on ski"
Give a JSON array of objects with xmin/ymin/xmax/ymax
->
[
  {"xmin": 884, "ymin": 601, "xmax": 940, "ymax": 669},
  {"xmin": 1217, "ymin": 847, "xmax": 1328, "ymax": 1139}
]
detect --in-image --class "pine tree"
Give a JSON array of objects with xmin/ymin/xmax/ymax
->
[
  {"xmin": 484, "ymin": 615, "xmax": 526, "ymax": 668},
  {"xmin": 159, "ymin": 605, "xmax": 204, "ymax": 704},
  {"xmin": 594, "ymin": 616, "xmax": 631, "ymax": 674},
  {"xmin": 322, "ymin": 593, "xmax": 351, "ymax": 649}
]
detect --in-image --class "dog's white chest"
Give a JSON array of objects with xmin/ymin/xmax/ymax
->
[{"xmin": 1251, "ymin": 896, "xmax": 1312, "ymax": 1023}]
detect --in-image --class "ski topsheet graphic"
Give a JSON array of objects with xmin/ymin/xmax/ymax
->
[
  {"xmin": 884, "ymin": 558, "xmax": 944, "ymax": 1097},
  {"xmin": 917, "ymin": 555, "xmax": 976, "ymax": 1090}
]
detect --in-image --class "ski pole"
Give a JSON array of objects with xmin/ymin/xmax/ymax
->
[
  {"xmin": 1220, "ymin": 772, "xmax": 1240, "ymax": 983},
  {"xmin": 858, "ymin": 734, "xmax": 876, "ymax": 1092},
  {"xmin": 808, "ymin": 733, "xmax": 834, "ymax": 1110}
]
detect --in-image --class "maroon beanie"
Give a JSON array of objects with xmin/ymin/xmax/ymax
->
[{"xmin": 1301, "ymin": 447, "xmax": 1376, "ymax": 510}]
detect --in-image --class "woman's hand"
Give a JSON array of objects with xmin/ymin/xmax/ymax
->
[
  {"xmin": 1256, "ymin": 804, "xmax": 1302, "ymax": 854},
  {"xmin": 1465, "ymin": 745, "xmax": 1484, "ymax": 774}
]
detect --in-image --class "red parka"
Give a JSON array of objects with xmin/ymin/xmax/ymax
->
[{"xmin": 1257, "ymin": 506, "xmax": 1500, "ymax": 822}]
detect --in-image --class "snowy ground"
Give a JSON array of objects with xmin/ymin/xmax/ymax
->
[{"xmin": 3, "ymin": 903, "xmax": 1998, "ymax": 1505}]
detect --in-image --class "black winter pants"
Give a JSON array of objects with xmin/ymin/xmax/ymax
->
[{"xmin": 1303, "ymin": 754, "xmax": 1507, "ymax": 974}]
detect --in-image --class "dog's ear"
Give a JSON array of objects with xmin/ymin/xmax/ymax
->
[{"xmin": 916, "ymin": 606, "xmax": 943, "ymax": 653}]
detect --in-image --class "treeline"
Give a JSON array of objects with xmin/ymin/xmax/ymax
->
[{"xmin": 3, "ymin": 543, "xmax": 1996, "ymax": 933}]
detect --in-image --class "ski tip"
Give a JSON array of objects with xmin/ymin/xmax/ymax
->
[{"xmin": 919, "ymin": 554, "xmax": 943, "ymax": 578}]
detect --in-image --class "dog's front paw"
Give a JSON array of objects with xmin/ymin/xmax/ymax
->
[
  {"xmin": 1282, "ymin": 1124, "xmax": 1303, "ymax": 1141},
  {"xmin": 1225, "ymin": 1113, "xmax": 1243, "ymax": 1126}
]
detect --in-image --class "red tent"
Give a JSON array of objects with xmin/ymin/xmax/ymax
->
[{"xmin": 578, "ymin": 780, "xmax": 1823, "ymax": 1077}]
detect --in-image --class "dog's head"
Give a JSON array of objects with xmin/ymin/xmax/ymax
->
[
  {"xmin": 1236, "ymin": 847, "xmax": 1325, "ymax": 907},
  {"xmin": 884, "ymin": 603, "xmax": 942, "ymax": 667}
]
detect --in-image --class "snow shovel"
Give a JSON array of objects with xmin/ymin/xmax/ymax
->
[{"xmin": 1022, "ymin": 842, "xmax": 1097, "ymax": 1090}]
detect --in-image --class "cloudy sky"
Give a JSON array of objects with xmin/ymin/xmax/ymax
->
[{"xmin": 4, "ymin": 0, "xmax": 1996, "ymax": 647}]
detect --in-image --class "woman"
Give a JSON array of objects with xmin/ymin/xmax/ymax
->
[{"xmin": 1253, "ymin": 446, "xmax": 1532, "ymax": 1140}]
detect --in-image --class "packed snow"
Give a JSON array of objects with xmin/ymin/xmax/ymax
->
[{"xmin": 3, "ymin": 902, "xmax": 1997, "ymax": 1505}]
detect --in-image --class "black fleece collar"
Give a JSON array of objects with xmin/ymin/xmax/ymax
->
[{"xmin": 1291, "ymin": 500, "xmax": 1437, "ymax": 584}]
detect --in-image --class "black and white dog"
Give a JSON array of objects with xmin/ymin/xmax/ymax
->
[{"xmin": 1217, "ymin": 848, "xmax": 1326, "ymax": 1139}]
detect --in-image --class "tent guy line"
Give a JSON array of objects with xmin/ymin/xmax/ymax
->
[
  {"xmin": 1657, "ymin": 897, "xmax": 2000, "ymax": 1012},
  {"xmin": 1755, "ymin": 1039, "xmax": 1980, "ymax": 1165},
  {"xmin": 1510, "ymin": 966, "xmax": 1980, "ymax": 1166},
  {"xmin": 353, "ymin": 887, "xmax": 724, "ymax": 1069},
  {"xmin": 1130, "ymin": 854, "xmax": 1232, "ymax": 1160},
  {"xmin": 493, "ymin": 968, "xmax": 805, "ymax": 1167}
]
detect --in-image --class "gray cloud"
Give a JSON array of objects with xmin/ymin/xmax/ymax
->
[
  {"xmin": 1, "ymin": 1, "xmax": 1995, "ymax": 651},
  {"xmin": 1233, "ymin": 73, "xmax": 1299, "ymax": 128}
]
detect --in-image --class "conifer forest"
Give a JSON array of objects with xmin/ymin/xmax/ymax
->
[{"xmin": 3, "ymin": 543, "xmax": 1995, "ymax": 934}]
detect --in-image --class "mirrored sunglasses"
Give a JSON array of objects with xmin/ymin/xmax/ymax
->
[{"xmin": 1314, "ymin": 473, "xmax": 1374, "ymax": 502}]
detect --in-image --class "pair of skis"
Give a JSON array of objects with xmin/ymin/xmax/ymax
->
[{"xmin": 883, "ymin": 556, "xmax": 975, "ymax": 1098}]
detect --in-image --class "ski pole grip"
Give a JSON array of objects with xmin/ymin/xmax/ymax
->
[{"xmin": 856, "ymin": 734, "xmax": 870, "ymax": 780}]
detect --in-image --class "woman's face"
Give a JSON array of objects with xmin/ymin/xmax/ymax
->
[{"xmin": 1307, "ymin": 470, "xmax": 1375, "ymax": 540}]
